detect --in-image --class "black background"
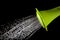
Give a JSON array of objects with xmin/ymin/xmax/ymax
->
[
  {"xmin": 0, "ymin": 0, "xmax": 60, "ymax": 40},
  {"xmin": 0, "ymin": 0, "xmax": 60, "ymax": 25}
]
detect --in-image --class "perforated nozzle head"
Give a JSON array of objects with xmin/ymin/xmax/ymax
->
[{"xmin": 36, "ymin": 6, "xmax": 60, "ymax": 31}]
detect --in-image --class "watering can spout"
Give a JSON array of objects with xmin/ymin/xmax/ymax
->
[{"xmin": 36, "ymin": 6, "xmax": 60, "ymax": 31}]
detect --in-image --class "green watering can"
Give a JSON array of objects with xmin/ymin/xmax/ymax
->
[{"xmin": 36, "ymin": 6, "xmax": 60, "ymax": 31}]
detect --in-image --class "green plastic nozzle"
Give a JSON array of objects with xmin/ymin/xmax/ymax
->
[{"xmin": 36, "ymin": 6, "xmax": 60, "ymax": 31}]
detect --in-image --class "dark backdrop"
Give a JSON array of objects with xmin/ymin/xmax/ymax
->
[{"xmin": 0, "ymin": 0, "xmax": 60, "ymax": 40}]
